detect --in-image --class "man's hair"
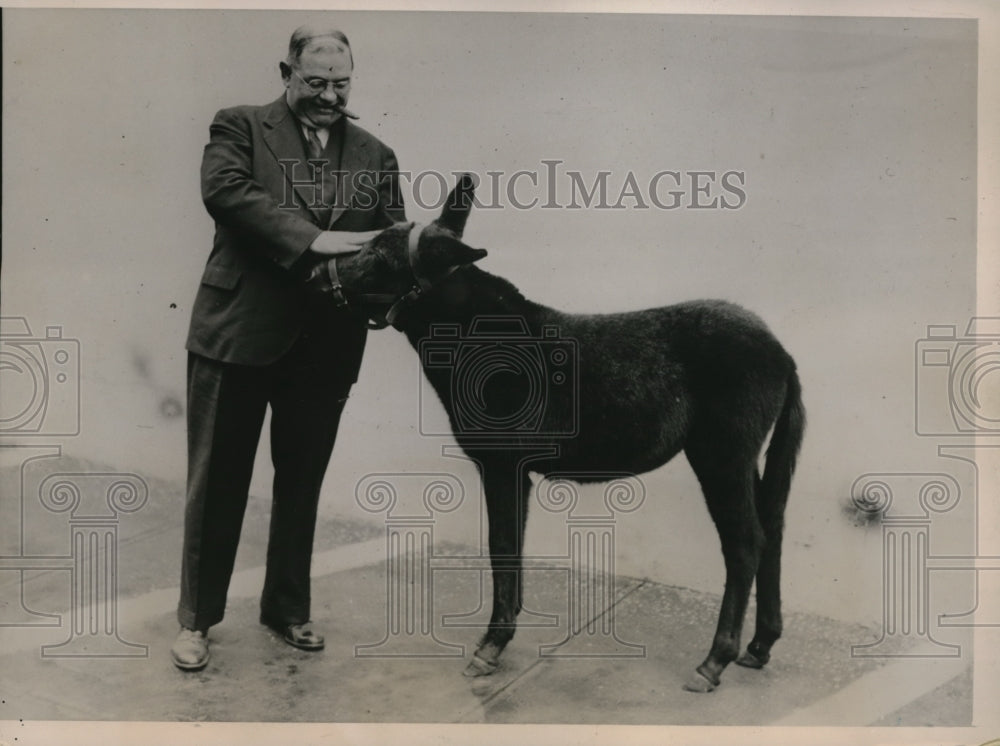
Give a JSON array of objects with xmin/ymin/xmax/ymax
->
[{"xmin": 286, "ymin": 26, "xmax": 353, "ymax": 68}]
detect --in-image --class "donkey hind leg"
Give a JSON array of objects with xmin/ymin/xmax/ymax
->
[
  {"xmin": 683, "ymin": 450, "xmax": 765, "ymax": 693},
  {"xmin": 464, "ymin": 467, "xmax": 532, "ymax": 677},
  {"xmin": 737, "ymin": 371, "xmax": 803, "ymax": 670},
  {"xmin": 736, "ymin": 470, "xmax": 787, "ymax": 669}
]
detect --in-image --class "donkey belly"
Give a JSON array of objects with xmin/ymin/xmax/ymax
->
[
  {"xmin": 537, "ymin": 392, "xmax": 692, "ymax": 479},
  {"xmin": 550, "ymin": 440, "xmax": 687, "ymax": 481}
]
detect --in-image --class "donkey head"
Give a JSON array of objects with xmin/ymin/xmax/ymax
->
[{"xmin": 339, "ymin": 173, "xmax": 487, "ymax": 326}]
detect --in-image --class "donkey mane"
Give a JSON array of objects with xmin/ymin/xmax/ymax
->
[{"xmin": 393, "ymin": 265, "xmax": 557, "ymax": 339}]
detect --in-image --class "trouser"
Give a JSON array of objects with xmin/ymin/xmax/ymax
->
[{"xmin": 177, "ymin": 335, "xmax": 351, "ymax": 631}]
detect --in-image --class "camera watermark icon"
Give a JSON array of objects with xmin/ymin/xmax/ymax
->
[
  {"xmin": 0, "ymin": 463, "xmax": 149, "ymax": 658},
  {"xmin": 1, "ymin": 313, "xmax": 148, "ymax": 658},
  {"xmin": 418, "ymin": 316, "xmax": 579, "ymax": 439},
  {"xmin": 915, "ymin": 318, "xmax": 1000, "ymax": 435},
  {"xmin": 0, "ymin": 317, "xmax": 81, "ymax": 436},
  {"xmin": 852, "ymin": 316, "xmax": 1000, "ymax": 658},
  {"xmin": 352, "ymin": 468, "xmax": 645, "ymax": 661}
]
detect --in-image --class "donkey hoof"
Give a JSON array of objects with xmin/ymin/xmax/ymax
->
[
  {"xmin": 735, "ymin": 649, "xmax": 770, "ymax": 669},
  {"xmin": 682, "ymin": 667, "xmax": 720, "ymax": 693},
  {"xmin": 463, "ymin": 653, "xmax": 499, "ymax": 677}
]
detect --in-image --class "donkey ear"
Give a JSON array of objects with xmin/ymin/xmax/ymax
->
[
  {"xmin": 435, "ymin": 173, "xmax": 477, "ymax": 238},
  {"xmin": 435, "ymin": 234, "xmax": 488, "ymax": 267}
]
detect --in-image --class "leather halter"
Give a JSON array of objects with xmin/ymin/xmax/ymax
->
[
  {"xmin": 326, "ymin": 222, "xmax": 457, "ymax": 330},
  {"xmin": 382, "ymin": 222, "xmax": 435, "ymax": 328}
]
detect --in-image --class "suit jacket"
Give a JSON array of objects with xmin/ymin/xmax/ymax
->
[{"xmin": 187, "ymin": 95, "xmax": 406, "ymax": 374}]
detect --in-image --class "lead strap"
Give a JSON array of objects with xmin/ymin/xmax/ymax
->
[{"xmin": 324, "ymin": 256, "xmax": 349, "ymax": 308}]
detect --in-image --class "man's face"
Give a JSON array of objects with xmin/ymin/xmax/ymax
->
[{"xmin": 283, "ymin": 45, "xmax": 353, "ymax": 128}]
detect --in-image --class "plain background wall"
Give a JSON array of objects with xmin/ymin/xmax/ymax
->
[{"xmin": 1, "ymin": 10, "xmax": 979, "ymax": 624}]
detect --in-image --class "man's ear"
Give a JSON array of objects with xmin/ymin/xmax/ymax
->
[{"xmin": 279, "ymin": 61, "xmax": 293, "ymax": 81}]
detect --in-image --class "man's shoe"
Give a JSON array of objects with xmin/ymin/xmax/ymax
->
[
  {"xmin": 265, "ymin": 620, "xmax": 325, "ymax": 651},
  {"xmin": 171, "ymin": 627, "xmax": 209, "ymax": 671}
]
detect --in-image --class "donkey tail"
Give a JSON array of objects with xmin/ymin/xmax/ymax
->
[{"xmin": 760, "ymin": 368, "xmax": 806, "ymax": 512}]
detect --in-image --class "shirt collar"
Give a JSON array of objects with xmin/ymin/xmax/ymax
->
[{"xmin": 294, "ymin": 112, "xmax": 347, "ymax": 148}]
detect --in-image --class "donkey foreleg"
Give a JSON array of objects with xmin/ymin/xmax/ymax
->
[{"xmin": 464, "ymin": 467, "xmax": 532, "ymax": 677}]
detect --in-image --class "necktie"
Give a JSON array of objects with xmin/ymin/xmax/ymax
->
[
  {"xmin": 304, "ymin": 127, "xmax": 332, "ymax": 226},
  {"xmin": 306, "ymin": 127, "xmax": 324, "ymax": 160}
]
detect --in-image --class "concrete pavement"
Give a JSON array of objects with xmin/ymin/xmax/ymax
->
[{"xmin": 0, "ymin": 455, "xmax": 973, "ymax": 726}]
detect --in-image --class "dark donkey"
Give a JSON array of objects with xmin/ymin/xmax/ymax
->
[{"xmin": 313, "ymin": 174, "xmax": 805, "ymax": 692}]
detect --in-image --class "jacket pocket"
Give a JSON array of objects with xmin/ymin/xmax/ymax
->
[{"xmin": 200, "ymin": 265, "xmax": 241, "ymax": 290}]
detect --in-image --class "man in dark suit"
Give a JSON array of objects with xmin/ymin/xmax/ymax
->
[{"xmin": 172, "ymin": 25, "xmax": 405, "ymax": 671}]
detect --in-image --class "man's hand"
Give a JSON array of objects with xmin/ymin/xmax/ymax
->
[{"xmin": 309, "ymin": 230, "xmax": 380, "ymax": 256}]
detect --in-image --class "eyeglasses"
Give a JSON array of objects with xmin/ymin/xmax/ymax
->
[{"xmin": 292, "ymin": 70, "xmax": 351, "ymax": 95}]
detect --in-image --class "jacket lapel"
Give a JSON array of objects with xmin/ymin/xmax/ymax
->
[
  {"xmin": 327, "ymin": 122, "xmax": 369, "ymax": 229},
  {"xmin": 261, "ymin": 96, "xmax": 371, "ymax": 230},
  {"xmin": 260, "ymin": 96, "xmax": 325, "ymax": 222}
]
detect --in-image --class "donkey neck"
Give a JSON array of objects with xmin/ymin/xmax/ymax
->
[{"xmin": 397, "ymin": 266, "xmax": 552, "ymax": 344}]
